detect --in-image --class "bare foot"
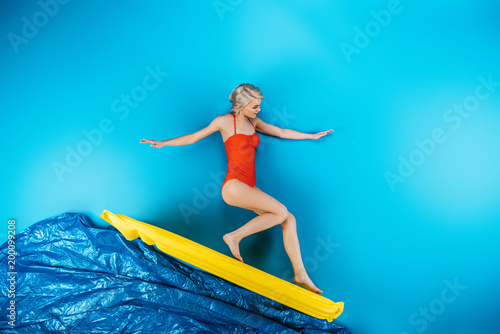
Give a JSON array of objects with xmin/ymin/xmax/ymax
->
[
  {"xmin": 293, "ymin": 274, "xmax": 323, "ymax": 294},
  {"xmin": 223, "ymin": 233, "xmax": 243, "ymax": 262}
]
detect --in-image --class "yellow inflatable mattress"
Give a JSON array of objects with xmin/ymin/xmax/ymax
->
[{"xmin": 100, "ymin": 210, "xmax": 344, "ymax": 321}]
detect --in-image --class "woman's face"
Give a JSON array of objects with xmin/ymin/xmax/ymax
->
[{"xmin": 241, "ymin": 98, "xmax": 261, "ymax": 118}]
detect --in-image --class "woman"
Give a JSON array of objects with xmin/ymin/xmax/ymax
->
[{"xmin": 140, "ymin": 84, "xmax": 333, "ymax": 294}]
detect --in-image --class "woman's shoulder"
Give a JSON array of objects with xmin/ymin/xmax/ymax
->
[
  {"xmin": 220, "ymin": 112, "xmax": 234, "ymax": 119},
  {"xmin": 213, "ymin": 112, "xmax": 233, "ymax": 124},
  {"xmin": 250, "ymin": 115, "xmax": 263, "ymax": 128},
  {"xmin": 210, "ymin": 113, "xmax": 233, "ymax": 132}
]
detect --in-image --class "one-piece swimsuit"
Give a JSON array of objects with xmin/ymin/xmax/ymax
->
[{"xmin": 221, "ymin": 113, "xmax": 260, "ymax": 190}]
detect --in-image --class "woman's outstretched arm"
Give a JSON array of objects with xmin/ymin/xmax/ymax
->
[
  {"xmin": 140, "ymin": 116, "xmax": 223, "ymax": 148},
  {"xmin": 253, "ymin": 117, "xmax": 333, "ymax": 140}
]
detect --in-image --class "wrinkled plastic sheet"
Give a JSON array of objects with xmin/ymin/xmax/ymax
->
[{"xmin": 0, "ymin": 212, "xmax": 350, "ymax": 333}]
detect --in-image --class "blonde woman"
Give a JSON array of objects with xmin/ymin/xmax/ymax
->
[{"xmin": 140, "ymin": 83, "xmax": 333, "ymax": 293}]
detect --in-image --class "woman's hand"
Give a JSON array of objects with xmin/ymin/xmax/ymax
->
[
  {"xmin": 311, "ymin": 129, "xmax": 334, "ymax": 140},
  {"xmin": 140, "ymin": 138, "xmax": 165, "ymax": 148}
]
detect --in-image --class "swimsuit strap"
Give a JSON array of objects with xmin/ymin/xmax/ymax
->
[
  {"xmin": 232, "ymin": 113, "xmax": 255, "ymax": 135},
  {"xmin": 248, "ymin": 118, "xmax": 255, "ymax": 129},
  {"xmin": 233, "ymin": 113, "xmax": 237, "ymax": 135}
]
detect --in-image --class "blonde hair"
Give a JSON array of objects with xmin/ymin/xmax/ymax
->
[{"xmin": 229, "ymin": 83, "xmax": 263, "ymax": 115}]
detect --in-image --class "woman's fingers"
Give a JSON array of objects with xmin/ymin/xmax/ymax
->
[
  {"xmin": 140, "ymin": 139, "xmax": 160, "ymax": 147},
  {"xmin": 312, "ymin": 129, "xmax": 334, "ymax": 139},
  {"xmin": 140, "ymin": 138, "xmax": 162, "ymax": 148}
]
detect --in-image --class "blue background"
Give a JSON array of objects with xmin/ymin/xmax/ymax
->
[{"xmin": 2, "ymin": 1, "xmax": 500, "ymax": 333}]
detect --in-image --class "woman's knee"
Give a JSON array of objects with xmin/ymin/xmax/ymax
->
[
  {"xmin": 275, "ymin": 204, "xmax": 289, "ymax": 223},
  {"xmin": 281, "ymin": 212, "xmax": 296, "ymax": 228}
]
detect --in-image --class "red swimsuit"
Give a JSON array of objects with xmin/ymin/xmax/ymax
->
[{"xmin": 221, "ymin": 113, "xmax": 260, "ymax": 190}]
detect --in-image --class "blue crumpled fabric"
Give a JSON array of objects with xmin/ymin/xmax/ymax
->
[{"xmin": 0, "ymin": 212, "xmax": 350, "ymax": 333}]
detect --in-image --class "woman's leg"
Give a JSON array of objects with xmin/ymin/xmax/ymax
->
[
  {"xmin": 280, "ymin": 212, "xmax": 322, "ymax": 294},
  {"xmin": 221, "ymin": 180, "xmax": 289, "ymax": 262},
  {"xmin": 221, "ymin": 180, "xmax": 322, "ymax": 293}
]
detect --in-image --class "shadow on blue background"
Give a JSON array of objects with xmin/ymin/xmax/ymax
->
[{"xmin": 2, "ymin": 1, "xmax": 500, "ymax": 333}]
